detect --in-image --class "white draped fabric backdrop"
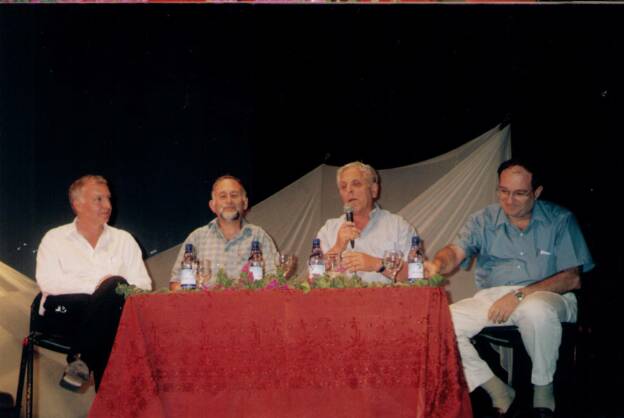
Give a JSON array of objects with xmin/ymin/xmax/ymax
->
[{"xmin": 147, "ymin": 125, "xmax": 511, "ymax": 302}]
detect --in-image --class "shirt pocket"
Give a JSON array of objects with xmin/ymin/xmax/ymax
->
[{"xmin": 534, "ymin": 247, "xmax": 555, "ymax": 275}]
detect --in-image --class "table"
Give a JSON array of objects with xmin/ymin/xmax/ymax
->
[{"xmin": 89, "ymin": 287, "xmax": 471, "ymax": 418}]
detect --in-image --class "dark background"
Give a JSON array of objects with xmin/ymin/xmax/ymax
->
[{"xmin": 0, "ymin": 4, "xmax": 621, "ymax": 416}]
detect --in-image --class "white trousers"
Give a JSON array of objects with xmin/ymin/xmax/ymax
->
[{"xmin": 451, "ymin": 286, "xmax": 577, "ymax": 391}]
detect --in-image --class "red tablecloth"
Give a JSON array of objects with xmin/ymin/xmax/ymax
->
[{"xmin": 89, "ymin": 287, "xmax": 471, "ymax": 418}]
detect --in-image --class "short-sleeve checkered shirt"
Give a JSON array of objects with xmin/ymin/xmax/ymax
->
[{"xmin": 170, "ymin": 218, "xmax": 278, "ymax": 281}]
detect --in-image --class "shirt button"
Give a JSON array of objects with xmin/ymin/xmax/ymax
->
[
  {"xmin": 520, "ymin": 252, "xmax": 524, "ymax": 256},
  {"xmin": 520, "ymin": 233, "xmax": 524, "ymax": 237},
  {"xmin": 517, "ymin": 265, "xmax": 521, "ymax": 269}
]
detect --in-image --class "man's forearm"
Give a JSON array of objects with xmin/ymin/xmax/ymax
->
[{"xmin": 523, "ymin": 266, "xmax": 581, "ymax": 296}]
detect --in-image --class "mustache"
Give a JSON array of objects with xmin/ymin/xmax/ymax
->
[{"xmin": 220, "ymin": 208, "xmax": 241, "ymax": 221}]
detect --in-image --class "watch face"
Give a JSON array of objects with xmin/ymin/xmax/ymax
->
[{"xmin": 514, "ymin": 291, "xmax": 524, "ymax": 301}]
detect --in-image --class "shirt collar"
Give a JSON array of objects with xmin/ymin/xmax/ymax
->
[
  {"xmin": 208, "ymin": 217, "xmax": 251, "ymax": 241},
  {"xmin": 493, "ymin": 200, "xmax": 547, "ymax": 230},
  {"xmin": 350, "ymin": 204, "xmax": 382, "ymax": 238},
  {"xmin": 493, "ymin": 206, "xmax": 508, "ymax": 229},
  {"xmin": 68, "ymin": 218, "xmax": 80, "ymax": 236},
  {"xmin": 528, "ymin": 200, "xmax": 548, "ymax": 225},
  {"xmin": 369, "ymin": 204, "xmax": 381, "ymax": 220},
  {"xmin": 344, "ymin": 203, "xmax": 381, "ymax": 221},
  {"xmin": 67, "ymin": 218, "xmax": 111, "ymax": 246}
]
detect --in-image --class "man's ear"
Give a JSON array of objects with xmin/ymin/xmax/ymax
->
[
  {"xmin": 371, "ymin": 183, "xmax": 379, "ymax": 199},
  {"xmin": 209, "ymin": 199, "xmax": 216, "ymax": 214},
  {"xmin": 71, "ymin": 198, "xmax": 80, "ymax": 215},
  {"xmin": 534, "ymin": 185, "xmax": 544, "ymax": 199},
  {"xmin": 243, "ymin": 196, "xmax": 249, "ymax": 211}
]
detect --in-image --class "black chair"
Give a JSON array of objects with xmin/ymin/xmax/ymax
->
[
  {"xmin": 472, "ymin": 321, "xmax": 579, "ymax": 416},
  {"xmin": 13, "ymin": 293, "xmax": 73, "ymax": 418}
]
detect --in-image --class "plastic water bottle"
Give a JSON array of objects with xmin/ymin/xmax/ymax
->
[
  {"xmin": 249, "ymin": 240, "xmax": 264, "ymax": 281},
  {"xmin": 308, "ymin": 238, "xmax": 325, "ymax": 280},
  {"xmin": 407, "ymin": 235, "xmax": 425, "ymax": 283},
  {"xmin": 180, "ymin": 243, "xmax": 197, "ymax": 289}
]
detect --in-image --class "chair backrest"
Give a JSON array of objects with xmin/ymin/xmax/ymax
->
[{"xmin": 29, "ymin": 293, "xmax": 43, "ymax": 332}]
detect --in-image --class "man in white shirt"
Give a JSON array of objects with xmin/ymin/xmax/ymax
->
[
  {"xmin": 36, "ymin": 175, "xmax": 152, "ymax": 392},
  {"xmin": 317, "ymin": 162, "xmax": 416, "ymax": 283}
]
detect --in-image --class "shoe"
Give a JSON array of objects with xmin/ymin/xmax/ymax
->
[
  {"xmin": 532, "ymin": 407, "xmax": 554, "ymax": 418},
  {"xmin": 59, "ymin": 358, "xmax": 90, "ymax": 392},
  {"xmin": 491, "ymin": 396, "xmax": 525, "ymax": 418}
]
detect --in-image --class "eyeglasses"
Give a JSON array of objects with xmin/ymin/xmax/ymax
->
[{"xmin": 496, "ymin": 187, "xmax": 532, "ymax": 200}]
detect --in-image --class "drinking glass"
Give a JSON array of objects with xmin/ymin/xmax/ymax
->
[
  {"xmin": 276, "ymin": 253, "xmax": 298, "ymax": 279},
  {"xmin": 198, "ymin": 259, "xmax": 211, "ymax": 288},
  {"xmin": 383, "ymin": 250, "xmax": 404, "ymax": 283},
  {"xmin": 327, "ymin": 253, "xmax": 343, "ymax": 273}
]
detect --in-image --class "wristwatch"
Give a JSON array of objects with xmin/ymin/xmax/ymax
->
[
  {"xmin": 377, "ymin": 263, "xmax": 386, "ymax": 273},
  {"xmin": 512, "ymin": 289, "xmax": 525, "ymax": 302}
]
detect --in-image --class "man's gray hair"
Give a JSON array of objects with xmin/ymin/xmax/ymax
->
[
  {"xmin": 336, "ymin": 161, "xmax": 379, "ymax": 186},
  {"xmin": 68, "ymin": 175, "xmax": 108, "ymax": 204}
]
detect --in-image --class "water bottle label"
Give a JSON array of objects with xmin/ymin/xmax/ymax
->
[
  {"xmin": 309, "ymin": 264, "xmax": 325, "ymax": 277},
  {"xmin": 250, "ymin": 266, "xmax": 263, "ymax": 281},
  {"xmin": 180, "ymin": 268, "xmax": 196, "ymax": 289},
  {"xmin": 408, "ymin": 262, "xmax": 424, "ymax": 281}
]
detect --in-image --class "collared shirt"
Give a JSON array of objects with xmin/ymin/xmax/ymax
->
[
  {"xmin": 317, "ymin": 205, "xmax": 416, "ymax": 284},
  {"xmin": 454, "ymin": 200, "xmax": 594, "ymax": 289},
  {"xmin": 36, "ymin": 219, "xmax": 152, "ymax": 296},
  {"xmin": 170, "ymin": 218, "xmax": 278, "ymax": 281}
]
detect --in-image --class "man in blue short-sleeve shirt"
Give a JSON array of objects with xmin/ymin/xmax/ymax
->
[{"xmin": 426, "ymin": 158, "xmax": 593, "ymax": 418}]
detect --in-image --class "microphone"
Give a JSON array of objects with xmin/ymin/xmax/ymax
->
[{"xmin": 344, "ymin": 205, "xmax": 354, "ymax": 249}]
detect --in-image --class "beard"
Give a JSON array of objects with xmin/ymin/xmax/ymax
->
[{"xmin": 220, "ymin": 208, "xmax": 241, "ymax": 221}]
